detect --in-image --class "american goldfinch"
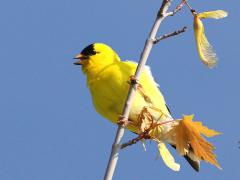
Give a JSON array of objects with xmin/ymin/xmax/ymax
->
[{"xmin": 74, "ymin": 43, "xmax": 217, "ymax": 171}]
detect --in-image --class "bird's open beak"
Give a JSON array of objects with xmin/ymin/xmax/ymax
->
[{"xmin": 73, "ymin": 54, "xmax": 87, "ymax": 65}]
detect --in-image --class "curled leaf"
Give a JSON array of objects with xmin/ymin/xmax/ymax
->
[
  {"xmin": 194, "ymin": 10, "xmax": 228, "ymax": 68},
  {"xmin": 198, "ymin": 10, "xmax": 228, "ymax": 19},
  {"xmin": 158, "ymin": 142, "xmax": 180, "ymax": 171},
  {"xmin": 166, "ymin": 115, "xmax": 221, "ymax": 169},
  {"xmin": 194, "ymin": 15, "xmax": 217, "ymax": 67}
]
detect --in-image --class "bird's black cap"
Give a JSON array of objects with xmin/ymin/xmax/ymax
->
[{"xmin": 81, "ymin": 44, "xmax": 98, "ymax": 56}]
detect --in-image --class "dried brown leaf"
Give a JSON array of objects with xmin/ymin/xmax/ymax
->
[{"xmin": 166, "ymin": 115, "xmax": 221, "ymax": 169}]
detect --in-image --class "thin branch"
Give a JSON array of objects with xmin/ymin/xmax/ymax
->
[
  {"xmin": 166, "ymin": 0, "xmax": 187, "ymax": 16},
  {"xmin": 121, "ymin": 120, "xmax": 175, "ymax": 149},
  {"xmin": 184, "ymin": 0, "xmax": 197, "ymax": 15},
  {"xmin": 104, "ymin": 1, "xmax": 173, "ymax": 180},
  {"xmin": 154, "ymin": 26, "xmax": 187, "ymax": 44},
  {"xmin": 166, "ymin": 0, "xmax": 197, "ymax": 17},
  {"xmin": 121, "ymin": 131, "xmax": 151, "ymax": 149}
]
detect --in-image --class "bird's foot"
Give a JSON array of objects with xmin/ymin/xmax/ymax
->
[
  {"xmin": 117, "ymin": 115, "xmax": 129, "ymax": 127},
  {"xmin": 129, "ymin": 75, "xmax": 139, "ymax": 85},
  {"xmin": 128, "ymin": 75, "xmax": 152, "ymax": 104}
]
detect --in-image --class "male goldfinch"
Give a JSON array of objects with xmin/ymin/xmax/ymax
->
[{"xmin": 74, "ymin": 43, "xmax": 220, "ymax": 171}]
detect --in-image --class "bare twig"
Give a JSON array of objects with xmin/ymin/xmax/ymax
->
[
  {"xmin": 184, "ymin": 0, "xmax": 197, "ymax": 15},
  {"xmin": 121, "ymin": 119, "xmax": 175, "ymax": 149},
  {"xmin": 104, "ymin": 1, "xmax": 173, "ymax": 180},
  {"xmin": 166, "ymin": 0, "xmax": 197, "ymax": 16},
  {"xmin": 121, "ymin": 131, "xmax": 151, "ymax": 149},
  {"xmin": 154, "ymin": 26, "xmax": 187, "ymax": 44},
  {"xmin": 166, "ymin": 0, "xmax": 187, "ymax": 16}
]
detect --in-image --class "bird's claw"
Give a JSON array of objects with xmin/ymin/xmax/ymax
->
[
  {"xmin": 117, "ymin": 115, "xmax": 129, "ymax": 127},
  {"xmin": 129, "ymin": 75, "xmax": 139, "ymax": 86},
  {"xmin": 128, "ymin": 75, "xmax": 152, "ymax": 104}
]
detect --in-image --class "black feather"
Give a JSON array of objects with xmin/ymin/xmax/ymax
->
[
  {"xmin": 81, "ymin": 44, "xmax": 98, "ymax": 56},
  {"xmin": 171, "ymin": 144, "xmax": 200, "ymax": 172},
  {"xmin": 165, "ymin": 104, "xmax": 171, "ymax": 114}
]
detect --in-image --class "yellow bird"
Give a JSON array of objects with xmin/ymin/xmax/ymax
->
[{"xmin": 74, "ymin": 43, "xmax": 215, "ymax": 172}]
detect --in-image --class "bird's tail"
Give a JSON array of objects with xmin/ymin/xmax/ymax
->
[
  {"xmin": 156, "ymin": 140, "xmax": 200, "ymax": 172},
  {"xmin": 171, "ymin": 144, "xmax": 200, "ymax": 172},
  {"xmin": 135, "ymin": 106, "xmax": 220, "ymax": 171},
  {"xmin": 154, "ymin": 115, "xmax": 221, "ymax": 171}
]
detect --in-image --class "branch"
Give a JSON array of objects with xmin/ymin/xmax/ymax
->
[
  {"xmin": 104, "ymin": 1, "xmax": 173, "ymax": 179},
  {"xmin": 184, "ymin": 0, "xmax": 197, "ymax": 15},
  {"xmin": 121, "ymin": 131, "xmax": 151, "ymax": 149},
  {"xmin": 121, "ymin": 119, "xmax": 175, "ymax": 149},
  {"xmin": 166, "ymin": 0, "xmax": 197, "ymax": 17},
  {"xmin": 154, "ymin": 26, "xmax": 187, "ymax": 44},
  {"xmin": 165, "ymin": 0, "xmax": 186, "ymax": 16}
]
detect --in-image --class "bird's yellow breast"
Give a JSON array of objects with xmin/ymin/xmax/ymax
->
[
  {"xmin": 87, "ymin": 62, "xmax": 129, "ymax": 122},
  {"xmin": 85, "ymin": 60, "xmax": 170, "ymax": 134}
]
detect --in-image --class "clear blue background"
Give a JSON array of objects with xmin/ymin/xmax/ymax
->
[{"xmin": 0, "ymin": 0, "xmax": 239, "ymax": 179}]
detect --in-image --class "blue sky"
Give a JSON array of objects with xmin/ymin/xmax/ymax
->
[{"xmin": 0, "ymin": 0, "xmax": 239, "ymax": 179}]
